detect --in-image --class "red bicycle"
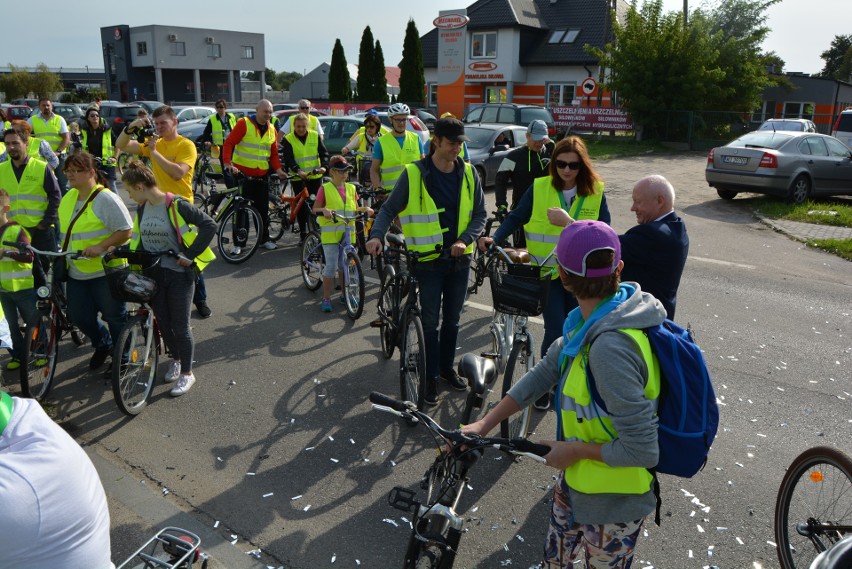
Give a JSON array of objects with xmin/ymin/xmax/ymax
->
[{"xmin": 267, "ymin": 172, "xmax": 321, "ymax": 242}]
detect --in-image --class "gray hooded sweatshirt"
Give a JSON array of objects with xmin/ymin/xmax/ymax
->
[{"xmin": 508, "ymin": 282, "xmax": 667, "ymax": 524}]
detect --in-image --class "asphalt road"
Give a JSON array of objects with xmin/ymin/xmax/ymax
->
[{"xmin": 4, "ymin": 152, "xmax": 850, "ymax": 569}]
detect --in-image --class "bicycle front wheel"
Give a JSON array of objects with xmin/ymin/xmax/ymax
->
[
  {"xmin": 775, "ymin": 446, "xmax": 852, "ymax": 569},
  {"xmin": 217, "ymin": 203, "xmax": 262, "ymax": 264},
  {"xmin": 300, "ymin": 231, "xmax": 323, "ymax": 291},
  {"xmin": 112, "ymin": 314, "xmax": 159, "ymax": 416},
  {"xmin": 378, "ymin": 265, "xmax": 397, "ymax": 359},
  {"xmin": 20, "ymin": 307, "xmax": 60, "ymax": 400},
  {"xmin": 501, "ymin": 336, "xmax": 534, "ymax": 439},
  {"xmin": 343, "ymin": 251, "xmax": 364, "ymax": 320},
  {"xmin": 192, "ymin": 163, "xmax": 215, "ymax": 207},
  {"xmin": 399, "ymin": 310, "xmax": 426, "ymax": 411},
  {"xmin": 267, "ymin": 204, "xmax": 289, "ymax": 242}
]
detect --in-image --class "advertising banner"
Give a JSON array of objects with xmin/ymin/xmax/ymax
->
[{"xmin": 551, "ymin": 106, "xmax": 634, "ymax": 131}]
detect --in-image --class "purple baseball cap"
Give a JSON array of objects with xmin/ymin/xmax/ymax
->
[{"xmin": 556, "ymin": 220, "xmax": 621, "ymax": 278}]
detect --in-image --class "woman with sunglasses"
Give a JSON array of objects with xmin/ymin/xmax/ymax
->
[
  {"xmin": 477, "ymin": 136, "xmax": 610, "ymax": 410},
  {"xmin": 341, "ymin": 113, "xmax": 388, "ymax": 186}
]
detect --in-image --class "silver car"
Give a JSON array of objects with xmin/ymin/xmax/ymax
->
[
  {"xmin": 757, "ymin": 118, "xmax": 817, "ymax": 133},
  {"xmin": 705, "ymin": 131, "xmax": 852, "ymax": 203},
  {"xmin": 463, "ymin": 124, "xmax": 528, "ymax": 187}
]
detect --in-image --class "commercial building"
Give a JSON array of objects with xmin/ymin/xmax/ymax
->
[
  {"xmin": 753, "ymin": 73, "xmax": 852, "ymax": 134},
  {"xmin": 288, "ymin": 63, "xmax": 400, "ymax": 102},
  {"xmin": 99, "ymin": 25, "xmax": 266, "ymax": 104}
]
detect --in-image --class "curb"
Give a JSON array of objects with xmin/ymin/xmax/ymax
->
[
  {"xmin": 754, "ymin": 213, "xmax": 852, "ymax": 243},
  {"xmin": 87, "ymin": 447, "xmax": 270, "ymax": 569}
]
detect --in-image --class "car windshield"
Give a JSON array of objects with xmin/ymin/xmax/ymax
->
[
  {"xmin": 759, "ymin": 120, "xmax": 807, "ymax": 131},
  {"xmin": 464, "ymin": 127, "xmax": 498, "ymax": 149},
  {"xmin": 732, "ymin": 132, "xmax": 793, "ymax": 150},
  {"xmin": 519, "ymin": 107, "xmax": 552, "ymax": 125}
]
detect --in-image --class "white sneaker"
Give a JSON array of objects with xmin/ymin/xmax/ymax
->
[
  {"xmin": 170, "ymin": 372, "xmax": 196, "ymax": 397},
  {"xmin": 229, "ymin": 245, "xmax": 242, "ymax": 255},
  {"xmin": 164, "ymin": 359, "xmax": 181, "ymax": 383},
  {"xmin": 261, "ymin": 241, "xmax": 278, "ymax": 250}
]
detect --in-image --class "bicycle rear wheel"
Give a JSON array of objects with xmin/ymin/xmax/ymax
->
[
  {"xmin": 343, "ymin": 251, "xmax": 364, "ymax": 320},
  {"xmin": 192, "ymin": 163, "xmax": 215, "ymax": 208},
  {"xmin": 111, "ymin": 314, "xmax": 158, "ymax": 416},
  {"xmin": 500, "ymin": 336, "xmax": 534, "ymax": 439},
  {"xmin": 300, "ymin": 231, "xmax": 323, "ymax": 291},
  {"xmin": 217, "ymin": 203, "xmax": 262, "ymax": 264},
  {"xmin": 378, "ymin": 265, "xmax": 397, "ymax": 359},
  {"xmin": 20, "ymin": 307, "xmax": 59, "ymax": 400},
  {"xmin": 775, "ymin": 446, "xmax": 852, "ymax": 569},
  {"xmin": 399, "ymin": 309, "xmax": 426, "ymax": 411},
  {"xmin": 267, "ymin": 204, "xmax": 289, "ymax": 242}
]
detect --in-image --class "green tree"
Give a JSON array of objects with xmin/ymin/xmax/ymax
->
[
  {"xmin": 398, "ymin": 19, "xmax": 425, "ymax": 105},
  {"xmin": 356, "ymin": 26, "xmax": 375, "ymax": 102},
  {"xmin": 328, "ymin": 39, "xmax": 351, "ymax": 102},
  {"xmin": 819, "ymin": 35, "xmax": 852, "ymax": 80},
  {"xmin": 0, "ymin": 64, "xmax": 32, "ymax": 100},
  {"xmin": 372, "ymin": 40, "xmax": 388, "ymax": 102},
  {"xmin": 29, "ymin": 63, "xmax": 63, "ymax": 98}
]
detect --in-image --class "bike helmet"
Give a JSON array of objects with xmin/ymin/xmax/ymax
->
[{"xmin": 388, "ymin": 103, "xmax": 410, "ymax": 117}]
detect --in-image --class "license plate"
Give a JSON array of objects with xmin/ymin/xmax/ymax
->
[{"xmin": 723, "ymin": 155, "xmax": 749, "ymax": 165}]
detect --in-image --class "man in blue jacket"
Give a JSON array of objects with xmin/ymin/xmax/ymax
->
[{"xmin": 619, "ymin": 175, "xmax": 689, "ymax": 319}]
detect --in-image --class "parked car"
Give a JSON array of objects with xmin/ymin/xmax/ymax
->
[
  {"xmin": 11, "ymin": 98, "xmax": 38, "ymax": 109},
  {"xmin": 831, "ymin": 108, "xmax": 852, "ymax": 148},
  {"xmin": 757, "ymin": 118, "xmax": 817, "ymax": 133},
  {"xmin": 1, "ymin": 104, "xmax": 33, "ymax": 120},
  {"xmin": 464, "ymin": 124, "xmax": 529, "ymax": 187},
  {"xmin": 136, "ymin": 101, "xmax": 165, "ymax": 114},
  {"xmin": 273, "ymin": 103, "xmax": 299, "ymax": 112},
  {"xmin": 171, "ymin": 106, "xmax": 215, "ymax": 125},
  {"xmin": 413, "ymin": 108, "xmax": 437, "ymax": 132},
  {"xmin": 705, "ymin": 131, "xmax": 852, "ymax": 203},
  {"xmin": 463, "ymin": 103, "xmax": 557, "ymax": 138},
  {"xmin": 350, "ymin": 111, "xmax": 430, "ymax": 147},
  {"xmin": 52, "ymin": 103, "xmax": 84, "ymax": 123},
  {"xmin": 317, "ymin": 116, "xmax": 361, "ymax": 154},
  {"xmin": 99, "ymin": 103, "xmax": 144, "ymax": 138},
  {"xmin": 275, "ymin": 108, "xmax": 328, "ymax": 126}
]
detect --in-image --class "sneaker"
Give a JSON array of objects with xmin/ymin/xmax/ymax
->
[
  {"xmin": 440, "ymin": 368, "xmax": 467, "ymax": 391},
  {"xmin": 89, "ymin": 347, "xmax": 112, "ymax": 370},
  {"xmin": 261, "ymin": 241, "xmax": 278, "ymax": 250},
  {"xmin": 6, "ymin": 357, "xmax": 21, "ymax": 371},
  {"xmin": 423, "ymin": 380, "xmax": 438, "ymax": 406},
  {"xmin": 164, "ymin": 360, "xmax": 181, "ymax": 383},
  {"xmin": 195, "ymin": 302, "xmax": 212, "ymax": 319},
  {"xmin": 229, "ymin": 245, "xmax": 242, "ymax": 256},
  {"xmin": 534, "ymin": 392, "xmax": 551, "ymax": 411},
  {"xmin": 170, "ymin": 373, "xmax": 196, "ymax": 397},
  {"xmin": 320, "ymin": 298, "xmax": 333, "ymax": 312}
]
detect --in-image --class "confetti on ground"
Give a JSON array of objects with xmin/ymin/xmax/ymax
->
[
  {"xmin": 330, "ymin": 458, "xmax": 339, "ymax": 463},
  {"xmin": 305, "ymin": 446, "xmax": 316, "ymax": 451},
  {"xmin": 383, "ymin": 518, "xmax": 399, "ymax": 527},
  {"xmin": 350, "ymin": 438, "xmax": 355, "ymax": 444},
  {"xmin": 516, "ymin": 535, "xmax": 525, "ymax": 542},
  {"xmin": 246, "ymin": 472, "xmax": 255, "ymax": 476},
  {"xmin": 331, "ymin": 553, "xmax": 336, "ymax": 563},
  {"xmin": 291, "ymin": 495, "xmax": 302, "ymax": 500},
  {"xmin": 736, "ymin": 537, "xmax": 744, "ymax": 545},
  {"xmin": 247, "ymin": 549, "xmax": 262, "ymax": 558},
  {"xmin": 162, "ymin": 488, "xmax": 169, "ymax": 496},
  {"xmin": 213, "ymin": 521, "xmax": 219, "ymax": 528},
  {"xmin": 328, "ymin": 436, "xmax": 334, "ymax": 441},
  {"xmin": 217, "ymin": 457, "xmax": 223, "ymax": 462},
  {"xmin": 697, "ymin": 524, "xmax": 705, "ymax": 533},
  {"xmin": 303, "ymin": 505, "xmax": 311, "ymax": 512},
  {"xmin": 263, "ymin": 492, "xmax": 274, "ymax": 498}
]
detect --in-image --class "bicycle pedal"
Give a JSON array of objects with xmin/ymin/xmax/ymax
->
[
  {"xmin": 480, "ymin": 352, "xmax": 498, "ymax": 359},
  {"xmin": 369, "ymin": 319, "xmax": 384, "ymax": 328},
  {"xmin": 388, "ymin": 486, "xmax": 420, "ymax": 513}
]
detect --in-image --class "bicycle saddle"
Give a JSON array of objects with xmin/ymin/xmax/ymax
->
[
  {"xmin": 387, "ymin": 232, "xmax": 406, "ymax": 247},
  {"xmin": 207, "ymin": 173, "xmax": 225, "ymax": 182},
  {"xmin": 457, "ymin": 354, "xmax": 495, "ymax": 392},
  {"xmin": 502, "ymin": 248, "xmax": 530, "ymax": 264}
]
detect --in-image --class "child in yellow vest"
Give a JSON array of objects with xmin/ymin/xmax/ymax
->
[{"xmin": 0, "ymin": 188, "xmax": 38, "ymax": 370}]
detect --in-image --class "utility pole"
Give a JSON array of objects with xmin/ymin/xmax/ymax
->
[{"xmin": 683, "ymin": 0, "xmax": 688, "ymax": 25}]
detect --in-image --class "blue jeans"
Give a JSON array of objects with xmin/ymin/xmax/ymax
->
[
  {"xmin": 0, "ymin": 288, "xmax": 38, "ymax": 358},
  {"xmin": 192, "ymin": 271, "xmax": 207, "ymax": 304},
  {"xmin": 67, "ymin": 276, "xmax": 127, "ymax": 351},
  {"xmin": 541, "ymin": 277, "xmax": 578, "ymax": 358},
  {"xmin": 414, "ymin": 258, "xmax": 470, "ymax": 381}
]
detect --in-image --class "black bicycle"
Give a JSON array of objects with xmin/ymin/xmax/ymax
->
[
  {"xmin": 467, "ymin": 209, "xmax": 509, "ymax": 296},
  {"xmin": 369, "ymin": 389, "xmax": 550, "ymax": 568},
  {"xmin": 775, "ymin": 446, "xmax": 852, "ymax": 569},
  {"xmin": 208, "ymin": 173, "xmax": 264, "ymax": 264},
  {"xmin": 2, "ymin": 241, "xmax": 86, "ymax": 400}
]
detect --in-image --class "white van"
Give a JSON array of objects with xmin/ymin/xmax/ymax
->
[{"xmin": 831, "ymin": 108, "xmax": 852, "ymax": 148}]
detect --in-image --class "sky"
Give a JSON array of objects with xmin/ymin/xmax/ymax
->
[{"xmin": 3, "ymin": 0, "xmax": 846, "ymax": 77}]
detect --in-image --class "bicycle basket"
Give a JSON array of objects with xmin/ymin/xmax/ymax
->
[
  {"xmin": 103, "ymin": 259, "xmax": 159, "ymax": 303},
  {"xmin": 489, "ymin": 263, "xmax": 550, "ymax": 317}
]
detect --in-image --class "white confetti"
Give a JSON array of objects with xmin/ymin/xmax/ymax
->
[
  {"xmin": 305, "ymin": 446, "xmax": 316, "ymax": 451},
  {"xmin": 263, "ymin": 492, "xmax": 274, "ymax": 498},
  {"xmin": 162, "ymin": 488, "xmax": 169, "ymax": 496},
  {"xmin": 213, "ymin": 520, "xmax": 219, "ymax": 528},
  {"xmin": 246, "ymin": 472, "xmax": 255, "ymax": 476},
  {"xmin": 350, "ymin": 438, "xmax": 355, "ymax": 444},
  {"xmin": 303, "ymin": 504, "xmax": 311, "ymax": 512},
  {"xmin": 516, "ymin": 535, "xmax": 525, "ymax": 542},
  {"xmin": 697, "ymin": 524, "xmax": 705, "ymax": 533},
  {"xmin": 331, "ymin": 553, "xmax": 336, "ymax": 563},
  {"xmin": 736, "ymin": 537, "xmax": 744, "ymax": 545},
  {"xmin": 291, "ymin": 495, "xmax": 302, "ymax": 500},
  {"xmin": 217, "ymin": 457, "xmax": 223, "ymax": 462},
  {"xmin": 383, "ymin": 518, "xmax": 399, "ymax": 527},
  {"xmin": 330, "ymin": 458, "xmax": 339, "ymax": 463},
  {"xmin": 328, "ymin": 436, "xmax": 334, "ymax": 441},
  {"xmin": 688, "ymin": 550, "xmax": 693, "ymax": 558}
]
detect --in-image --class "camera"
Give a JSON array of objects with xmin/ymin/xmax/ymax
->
[{"xmin": 136, "ymin": 125, "xmax": 156, "ymax": 143}]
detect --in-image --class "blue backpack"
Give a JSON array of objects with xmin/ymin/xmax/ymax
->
[{"xmin": 587, "ymin": 320, "xmax": 719, "ymax": 478}]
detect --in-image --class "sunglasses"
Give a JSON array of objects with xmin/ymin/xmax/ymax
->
[
  {"xmin": 215, "ymin": 105, "xmax": 225, "ymax": 109},
  {"xmin": 555, "ymin": 159, "xmax": 581, "ymax": 171},
  {"xmin": 299, "ymin": 107, "xmax": 309, "ymax": 110}
]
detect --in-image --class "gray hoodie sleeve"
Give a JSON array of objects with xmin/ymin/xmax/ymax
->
[
  {"xmin": 506, "ymin": 336, "xmax": 565, "ymax": 407},
  {"xmin": 176, "ymin": 200, "xmax": 217, "ymax": 260}
]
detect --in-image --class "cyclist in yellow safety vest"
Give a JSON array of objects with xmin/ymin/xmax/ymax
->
[
  {"xmin": 122, "ymin": 159, "xmax": 216, "ymax": 397},
  {"xmin": 478, "ymin": 136, "xmax": 611, "ymax": 411},
  {"xmin": 0, "ymin": 188, "xmax": 38, "ymax": 371},
  {"xmin": 199, "ymin": 98, "xmax": 236, "ymax": 181},
  {"xmin": 57, "ymin": 152, "xmax": 133, "ymax": 371},
  {"xmin": 0, "ymin": 119, "xmax": 59, "ymax": 171},
  {"xmin": 277, "ymin": 99, "xmax": 325, "ymax": 141},
  {"xmin": 80, "ymin": 106, "xmax": 117, "ymax": 191},
  {"xmin": 28, "ymin": 98, "xmax": 70, "ymax": 192},
  {"xmin": 312, "ymin": 155, "xmax": 374, "ymax": 313},
  {"xmin": 462, "ymin": 220, "xmax": 666, "ymax": 568},
  {"xmin": 433, "ymin": 112, "xmax": 468, "ymax": 162},
  {"xmin": 341, "ymin": 112, "xmax": 389, "ymax": 180},
  {"xmin": 280, "ymin": 113, "xmax": 330, "ymax": 243},
  {"xmin": 365, "ymin": 118, "xmax": 486, "ymax": 407},
  {"xmin": 370, "ymin": 103, "xmax": 425, "ymax": 192}
]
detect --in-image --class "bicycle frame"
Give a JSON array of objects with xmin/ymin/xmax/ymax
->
[{"xmin": 303, "ymin": 212, "xmax": 362, "ymax": 287}]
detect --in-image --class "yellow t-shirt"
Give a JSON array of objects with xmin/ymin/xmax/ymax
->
[{"xmin": 140, "ymin": 136, "xmax": 196, "ymax": 201}]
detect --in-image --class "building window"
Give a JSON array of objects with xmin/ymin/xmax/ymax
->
[
  {"xmin": 471, "ymin": 32, "xmax": 497, "ymax": 58},
  {"xmin": 484, "ymin": 86, "xmax": 507, "ymax": 104},
  {"xmin": 751, "ymin": 100, "xmax": 777, "ymax": 122},
  {"xmin": 208, "ymin": 43, "xmax": 222, "ymax": 58},
  {"xmin": 783, "ymin": 101, "xmax": 815, "ymax": 119},
  {"xmin": 242, "ymin": 45, "xmax": 254, "ymax": 59},
  {"xmin": 547, "ymin": 83, "xmax": 576, "ymax": 106},
  {"xmin": 136, "ymin": 42, "xmax": 147, "ymax": 56},
  {"xmin": 548, "ymin": 30, "xmax": 581, "ymax": 44},
  {"xmin": 428, "ymin": 83, "xmax": 438, "ymax": 108},
  {"xmin": 217, "ymin": 82, "xmax": 229, "ymax": 94},
  {"xmin": 185, "ymin": 82, "xmax": 195, "ymax": 94},
  {"xmin": 170, "ymin": 41, "xmax": 186, "ymax": 56}
]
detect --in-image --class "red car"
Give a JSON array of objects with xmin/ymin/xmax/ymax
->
[{"xmin": 1, "ymin": 104, "xmax": 33, "ymax": 121}]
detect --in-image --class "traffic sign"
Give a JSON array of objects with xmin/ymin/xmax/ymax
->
[{"xmin": 581, "ymin": 78, "xmax": 597, "ymax": 96}]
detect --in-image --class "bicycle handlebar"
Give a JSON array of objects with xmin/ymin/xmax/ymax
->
[
  {"xmin": 369, "ymin": 391, "xmax": 550, "ymax": 462},
  {"xmin": 2, "ymin": 241, "xmax": 84, "ymax": 259}
]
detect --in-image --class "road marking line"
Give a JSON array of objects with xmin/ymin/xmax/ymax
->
[{"xmin": 689, "ymin": 256, "xmax": 756, "ymax": 270}]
